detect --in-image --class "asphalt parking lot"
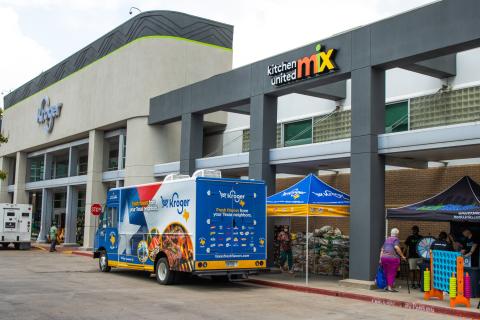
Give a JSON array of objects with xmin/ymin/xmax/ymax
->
[{"xmin": 0, "ymin": 248, "xmax": 454, "ymax": 320}]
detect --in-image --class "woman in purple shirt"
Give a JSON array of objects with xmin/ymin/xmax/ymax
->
[{"xmin": 380, "ymin": 228, "xmax": 407, "ymax": 292}]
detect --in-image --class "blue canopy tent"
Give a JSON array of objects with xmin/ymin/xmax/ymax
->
[{"xmin": 267, "ymin": 173, "xmax": 350, "ymax": 217}]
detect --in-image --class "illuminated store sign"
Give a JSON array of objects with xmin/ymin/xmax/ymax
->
[
  {"xmin": 267, "ymin": 44, "xmax": 337, "ymax": 86},
  {"xmin": 36, "ymin": 96, "xmax": 62, "ymax": 133}
]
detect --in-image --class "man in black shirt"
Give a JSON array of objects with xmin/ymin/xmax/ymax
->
[
  {"xmin": 430, "ymin": 232, "xmax": 453, "ymax": 252},
  {"xmin": 461, "ymin": 229, "xmax": 479, "ymax": 267},
  {"xmin": 405, "ymin": 226, "xmax": 423, "ymax": 288}
]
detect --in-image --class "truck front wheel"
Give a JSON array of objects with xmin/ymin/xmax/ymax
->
[
  {"xmin": 156, "ymin": 257, "xmax": 175, "ymax": 285},
  {"xmin": 99, "ymin": 251, "xmax": 111, "ymax": 272}
]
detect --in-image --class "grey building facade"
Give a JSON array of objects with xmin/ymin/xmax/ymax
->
[{"xmin": 149, "ymin": 0, "xmax": 480, "ymax": 282}]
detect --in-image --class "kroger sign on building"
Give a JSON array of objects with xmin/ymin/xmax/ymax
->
[{"xmin": 36, "ymin": 96, "xmax": 62, "ymax": 133}]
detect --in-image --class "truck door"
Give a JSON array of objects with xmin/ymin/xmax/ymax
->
[
  {"xmin": 19, "ymin": 212, "xmax": 31, "ymax": 234},
  {"xmin": 3, "ymin": 210, "xmax": 18, "ymax": 233},
  {"xmin": 98, "ymin": 204, "xmax": 119, "ymax": 262}
]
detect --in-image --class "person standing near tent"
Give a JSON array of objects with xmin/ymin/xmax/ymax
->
[
  {"xmin": 405, "ymin": 226, "xmax": 423, "ymax": 289},
  {"xmin": 277, "ymin": 227, "xmax": 293, "ymax": 274},
  {"xmin": 380, "ymin": 228, "xmax": 407, "ymax": 292},
  {"xmin": 461, "ymin": 229, "xmax": 479, "ymax": 267}
]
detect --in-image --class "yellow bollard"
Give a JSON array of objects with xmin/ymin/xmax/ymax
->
[
  {"xmin": 423, "ymin": 268, "xmax": 431, "ymax": 292},
  {"xmin": 449, "ymin": 273, "xmax": 457, "ymax": 298}
]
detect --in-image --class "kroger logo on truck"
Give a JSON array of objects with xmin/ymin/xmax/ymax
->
[
  {"xmin": 218, "ymin": 190, "xmax": 246, "ymax": 203},
  {"xmin": 160, "ymin": 192, "xmax": 190, "ymax": 214}
]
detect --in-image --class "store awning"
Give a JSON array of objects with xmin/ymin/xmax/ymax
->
[
  {"xmin": 267, "ymin": 173, "xmax": 350, "ymax": 217},
  {"xmin": 387, "ymin": 176, "xmax": 480, "ymax": 222}
]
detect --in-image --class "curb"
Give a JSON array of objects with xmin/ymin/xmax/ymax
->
[
  {"xmin": 248, "ymin": 279, "xmax": 480, "ymax": 319},
  {"xmin": 32, "ymin": 244, "xmax": 93, "ymax": 258}
]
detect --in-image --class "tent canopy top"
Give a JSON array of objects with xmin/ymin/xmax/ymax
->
[
  {"xmin": 267, "ymin": 174, "xmax": 350, "ymax": 217},
  {"xmin": 267, "ymin": 173, "xmax": 350, "ymax": 205},
  {"xmin": 387, "ymin": 176, "xmax": 480, "ymax": 222}
]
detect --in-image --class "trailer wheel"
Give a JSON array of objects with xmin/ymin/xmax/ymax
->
[
  {"xmin": 99, "ymin": 251, "xmax": 111, "ymax": 272},
  {"xmin": 14, "ymin": 243, "xmax": 20, "ymax": 250},
  {"xmin": 156, "ymin": 257, "xmax": 174, "ymax": 285}
]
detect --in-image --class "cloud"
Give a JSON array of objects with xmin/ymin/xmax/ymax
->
[
  {"xmin": 0, "ymin": 0, "xmax": 436, "ymax": 107},
  {"xmin": 0, "ymin": 6, "xmax": 55, "ymax": 108}
]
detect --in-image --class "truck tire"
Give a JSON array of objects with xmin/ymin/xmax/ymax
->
[
  {"xmin": 156, "ymin": 257, "xmax": 175, "ymax": 285},
  {"xmin": 99, "ymin": 251, "xmax": 111, "ymax": 272},
  {"xmin": 14, "ymin": 243, "xmax": 20, "ymax": 250}
]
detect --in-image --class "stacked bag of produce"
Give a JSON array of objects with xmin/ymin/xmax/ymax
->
[
  {"xmin": 291, "ymin": 232, "xmax": 307, "ymax": 272},
  {"xmin": 291, "ymin": 226, "xmax": 349, "ymax": 276}
]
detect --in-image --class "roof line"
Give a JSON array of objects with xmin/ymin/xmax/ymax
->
[{"xmin": 3, "ymin": 10, "xmax": 233, "ymax": 109}]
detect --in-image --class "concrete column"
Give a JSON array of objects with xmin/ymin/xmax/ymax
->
[
  {"xmin": 248, "ymin": 94, "xmax": 277, "ymax": 193},
  {"xmin": 180, "ymin": 113, "xmax": 203, "ymax": 175},
  {"xmin": 64, "ymin": 185, "xmax": 79, "ymax": 246},
  {"xmin": 349, "ymin": 66, "xmax": 386, "ymax": 282},
  {"xmin": 83, "ymin": 130, "xmax": 107, "ymax": 249},
  {"xmin": 0, "ymin": 157, "xmax": 12, "ymax": 203},
  {"xmin": 68, "ymin": 147, "xmax": 79, "ymax": 177},
  {"xmin": 248, "ymin": 94, "xmax": 277, "ymax": 267},
  {"xmin": 37, "ymin": 188, "xmax": 53, "ymax": 242},
  {"xmin": 118, "ymin": 133, "xmax": 125, "ymax": 170},
  {"xmin": 13, "ymin": 151, "xmax": 28, "ymax": 204}
]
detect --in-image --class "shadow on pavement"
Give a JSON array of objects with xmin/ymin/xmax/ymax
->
[{"xmin": 108, "ymin": 269, "xmax": 266, "ymax": 292}]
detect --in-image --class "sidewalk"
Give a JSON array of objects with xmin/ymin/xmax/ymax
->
[
  {"xmin": 249, "ymin": 272, "xmax": 480, "ymax": 319},
  {"xmin": 32, "ymin": 242, "xmax": 93, "ymax": 258}
]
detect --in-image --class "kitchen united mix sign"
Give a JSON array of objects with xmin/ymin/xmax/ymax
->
[{"xmin": 267, "ymin": 44, "xmax": 337, "ymax": 86}]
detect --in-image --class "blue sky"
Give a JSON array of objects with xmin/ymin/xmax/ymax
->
[{"xmin": 0, "ymin": 0, "xmax": 435, "ymax": 108}]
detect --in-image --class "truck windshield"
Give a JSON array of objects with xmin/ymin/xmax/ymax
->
[{"xmin": 101, "ymin": 206, "xmax": 118, "ymax": 228}]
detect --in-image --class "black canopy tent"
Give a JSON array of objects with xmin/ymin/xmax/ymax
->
[{"xmin": 387, "ymin": 176, "xmax": 480, "ymax": 222}]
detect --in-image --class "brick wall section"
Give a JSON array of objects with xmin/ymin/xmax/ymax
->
[{"xmin": 275, "ymin": 164, "xmax": 480, "ymax": 240}]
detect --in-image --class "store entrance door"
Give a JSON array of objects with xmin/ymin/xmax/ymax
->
[{"xmin": 52, "ymin": 190, "xmax": 67, "ymax": 243}]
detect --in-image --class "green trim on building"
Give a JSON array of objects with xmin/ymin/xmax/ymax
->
[{"xmin": 5, "ymin": 36, "xmax": 232, "ymax": 111}]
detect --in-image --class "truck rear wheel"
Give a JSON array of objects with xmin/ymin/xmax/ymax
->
[
  {"xmin": 99, "ymin": 251, "xmax": 111, "ymax": 272},
  {"xmin": 14, "ymin": 243, "xmax": 20, "ymax": 250},
  {"xmin": 156, "ymin": 257, "xmax": 175, "ymax": 285}
]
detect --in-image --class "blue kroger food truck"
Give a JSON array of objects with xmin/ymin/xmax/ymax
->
[{"xmin": 94, "ymin": 171, "xmax": 266, "ymax": 284}]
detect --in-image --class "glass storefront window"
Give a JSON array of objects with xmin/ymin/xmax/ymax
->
[
  {"xmin": 105, "ymin": 137, "xmax": 120, "ymax": 171},
  {"xmin": 28, "ymin": 157, "xmax": 44, "ymax": 182},
  {"xmin": 385, "ymin": 101, "xmax": 409, "ymax": 133},
  {"xmin": 53, "ymin": 192, "xmax": 66, "ymax": 209},
  {"xmin": 78, "ymin": 155, "xmax": 88, "ymax": 175},
  {"xmin": 121, "ymin": 136, "xmax": 126, "ymax": 170},
  {"xmin": 76, "ymin": 190, "xmax": 86, "ymax": 246},
  {"xmin": 52, "ymin": 155, "xmax": 68, "ymax": 179},
  {"xmin": 284, "ymin": 119, "xmax": 313, "ymax": 147},
  {"xmin": 28, "ymin": 191, "xmax": 42, "ymax": 239},
  {"xmin": 108, "ymin": 149, "xmax": 119, "ymax": 171}
]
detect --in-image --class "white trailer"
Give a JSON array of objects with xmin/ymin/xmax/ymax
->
[{"xmin": 0, "ymin": 204, "xmax": 33, "ymax": 250}]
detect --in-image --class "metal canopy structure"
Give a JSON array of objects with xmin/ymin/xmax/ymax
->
[{"xmin": 148, "ymin": 0, "xmax": 480, "ymax": 282}]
